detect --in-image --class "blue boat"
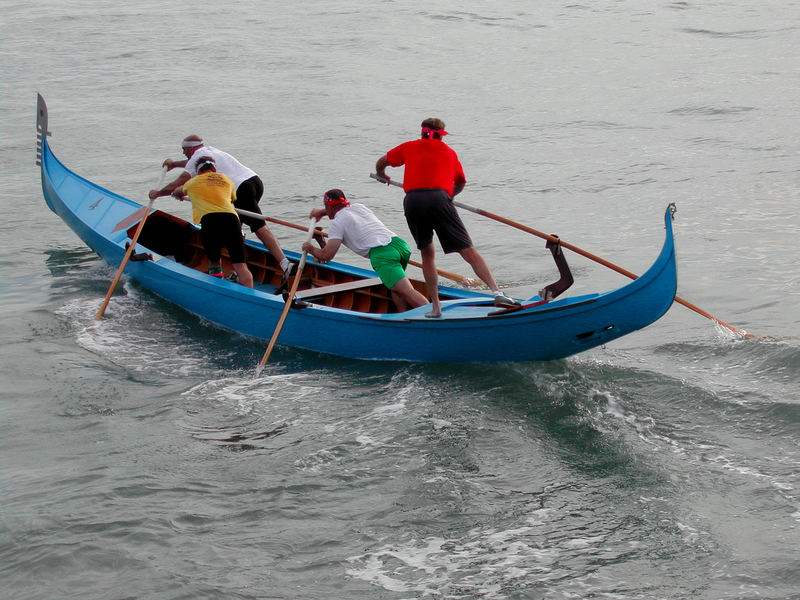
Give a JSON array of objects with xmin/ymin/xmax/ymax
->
[{"xmin": 36, "ymin": 94, "xmax": 677, "ymax": 363}]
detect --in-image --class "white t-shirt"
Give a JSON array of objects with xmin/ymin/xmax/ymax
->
[
  {"xmin": 327, "ymin": 203, "xmax": 394, "ymax": 258},
  {"xmin": 184, "ymin": 145, "xmax": 257, "ymax": 187}
]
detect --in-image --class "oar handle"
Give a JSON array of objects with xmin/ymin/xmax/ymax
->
[
  {"xmin": 295, "ymin": 218, "xmax": 317, "ymax": 271},
  {"xmin": 257, "ymin": 219, "xmax": 318, "ymax": 372},
  {"xmin": 235, "ymin": 209, "xmax": 328, "ymax": 247},
  {"xmin": 371, "ymin": 173, "xmax": 402, "ymax": 188},
  {"xmin": 235, "ymin": 207, "xmax": 276, "ymax": 222}
]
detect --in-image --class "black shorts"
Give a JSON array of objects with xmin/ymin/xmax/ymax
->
[
  {"xmin": 200, "ymin": 212, "xmax": 246, "ymax": 264},
  {"xmin": 233, "ymin": 175, "xmax": 265, "ymax": 233},
  {"xmin": 403, "ymin": 188, "xmax": 472, "ymax": 253}
]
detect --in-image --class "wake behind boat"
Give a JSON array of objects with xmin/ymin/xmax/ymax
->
[{"xmin": 36, "ymin": 94, "xmax": 677, "ymax": 363}]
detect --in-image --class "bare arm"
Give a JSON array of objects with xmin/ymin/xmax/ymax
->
[
  {"xmin": 302, "ymin": 238, "xmax": 342, "ymax": 263},
  {"xmin": 149, "ymin": 171, "xmax": 191, "ymax": 200},
  {"xmin": 309, "ymin": 207, "xmax": 327, "ymax": 222},
  {"xmin": 375, "ymin": 155, "xmax": 391, "ymax": 182},
  {"xmin": 162, "ymin": 158, "xmax": 189, "ymax": 170}
]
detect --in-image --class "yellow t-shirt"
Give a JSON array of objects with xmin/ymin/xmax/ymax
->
[{"xmin": 182, "ymin": 172, "xmax": 238, "ymax": 224}]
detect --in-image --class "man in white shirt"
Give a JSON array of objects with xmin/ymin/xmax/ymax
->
[
  {"xmin": 149, "ymin": 135, "xmax": 294, "ymax": 278},
  {"xmin": 302, "ymin": 189, "xmax": 428, "ymax": 313}
]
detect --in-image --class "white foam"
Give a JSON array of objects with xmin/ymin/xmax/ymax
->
[
  {"xmin": 675, "ymin": 521, "xmax": 701, "ymax": 543},
  {"xmin": 56, "ymin": 296, "xmax": 208, "ymax": 377},
  {"xmin": 590, "ymin": 388, "xmax": 661, "ymax": 446},
  {"xmin": 346, "ymin": 524, "xmax": 562, "ymax": 597},
  {"xmin": 183, "ymin": 374, "xmax": 326, "ymax": 419},
  {"xmin": 526, "ymin": 507, "xmax": 555, "ymax": 525},
  {"xmin": 370, "ymin": 401, "xmax": 407, "ymax": 417},
  {"xmin": 563, "ymin": 535, "xmax": 605, "ymax": 549},
  {"xmin": 356, "ymin": 434, "xmax": 379, "ymax": 447}
]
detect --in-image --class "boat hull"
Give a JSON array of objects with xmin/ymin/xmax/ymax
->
[{"xmin": 37, "ymin": 94, "xmax": 677, "ymax": 363}]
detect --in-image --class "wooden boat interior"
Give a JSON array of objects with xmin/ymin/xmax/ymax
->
[{"xmin": 127, "ymin": 210, "xmax": 459, "ymax": 315}]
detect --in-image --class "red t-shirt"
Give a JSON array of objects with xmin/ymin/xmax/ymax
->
[{"xmin": 385, "ymin": 138, "xmax": 466, "ymax": 196}]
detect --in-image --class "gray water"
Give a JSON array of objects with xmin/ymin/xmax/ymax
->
[{"xmin": 2, "ymin": 1, "xmax": 799, "ymax": 598}]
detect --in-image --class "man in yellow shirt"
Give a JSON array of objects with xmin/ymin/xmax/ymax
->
[{"xmin": 173, "ymin": 156, "xmax": 253, "ymax": 288}]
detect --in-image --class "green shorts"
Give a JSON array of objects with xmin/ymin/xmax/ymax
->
[{"xmin": 368, "ymin": 237, "xmax": 411, "ymax": 290}]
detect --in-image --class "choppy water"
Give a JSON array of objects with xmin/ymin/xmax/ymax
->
[{"xmin": 2, "ymin": 1, "xmax": 799, "ymax": 598}]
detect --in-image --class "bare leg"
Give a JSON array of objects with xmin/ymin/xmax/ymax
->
[
  {"xmin": 233, "ymin": 262, "xmax": 254, "ymax": 288},
  {"xmin": 420, "ymin": 243, "xmax": 441, "ymax": 318},
  {"xmin": 390, "ymin": 277, "xmax": 428, "ymax": 311},
  {"xmin": 253, "ymin": 225, "xmax": 287, "ymax": 266},
  {"xmin": 458, "ymin": 246, "xmax": 499, "ymax": 292},
  {"xmin": 390, "ymin": 290, "xmax": 408, "ymax": 312}
]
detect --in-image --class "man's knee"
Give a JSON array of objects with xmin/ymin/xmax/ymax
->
[{"xmin": 459, "ymin": 246, "xmax": 479, "ymax": 262}]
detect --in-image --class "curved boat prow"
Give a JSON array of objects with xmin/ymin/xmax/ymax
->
[
  {"xmin": 604, "ymin": 203, "xmax": 677, "ymax": 309},
  {"xmin": 36, "ymin": 93, "xmax": 56, "ymax": 213},
  {"xmin": 607, "ymin": 202, "xmax": 677, "ymax": 323},
  {"xmin": 648, "ymin": 202, "xmax": 678, "ymax": 320}
]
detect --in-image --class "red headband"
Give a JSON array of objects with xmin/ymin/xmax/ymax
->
[
  {"xmin": 324, "ymin": 193, "xmax": 349, "ymax": 206},
  {"xmin": 422, "ymin": 126, "xmax": 448, "ymax": 139}
]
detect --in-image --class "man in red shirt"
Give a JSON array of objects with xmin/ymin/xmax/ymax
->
[{"xmin": 375, "ymin": 118, "xmax": 520, "ymax": 317}]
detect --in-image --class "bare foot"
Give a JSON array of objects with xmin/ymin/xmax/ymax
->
[{"xmin": 425, "ymin": 308, "xmax": 442, "ymax": 318}]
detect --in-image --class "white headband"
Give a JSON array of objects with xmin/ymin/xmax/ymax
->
[{"xmin": 181, "ymin": 140, "xmax": 204, "ymax": 148}]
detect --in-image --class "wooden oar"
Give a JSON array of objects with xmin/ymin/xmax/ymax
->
[
  {"xmin": 256, "ymin": 219, "xmax": 318, "ymax": 373},
  {"xmin": 234, "ymin": 208, "xmax": 478, "ymax": 287},
  {"xmin": 370, "ymin": 173, "xmax": 755, "ymax": 338},
  {"xmin": 96, "ymin": 168, "xmax": 167, "ymax": 319}
]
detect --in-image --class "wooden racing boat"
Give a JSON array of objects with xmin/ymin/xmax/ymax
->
[{"xmin": 37, "ymin": 94, "xmax": 677, "ymax": 363}]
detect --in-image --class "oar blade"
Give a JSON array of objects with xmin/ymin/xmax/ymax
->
[{"xmin": 112, "ymin": 206, "xmax": 150, "ymax": 232}]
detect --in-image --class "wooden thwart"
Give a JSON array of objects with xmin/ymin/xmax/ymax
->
[{"xmin": 295, "ymin": 277, "xmax": 382, "ymax": 300}]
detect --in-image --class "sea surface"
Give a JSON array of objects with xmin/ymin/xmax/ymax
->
[{"xmin": 1, "ymin": 1, "xmax": 799, "ymax": 598}]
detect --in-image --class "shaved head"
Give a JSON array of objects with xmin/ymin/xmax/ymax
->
[{"xmin": 181, "ymin": 135, "xmax": 204, "ymax": 148}]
